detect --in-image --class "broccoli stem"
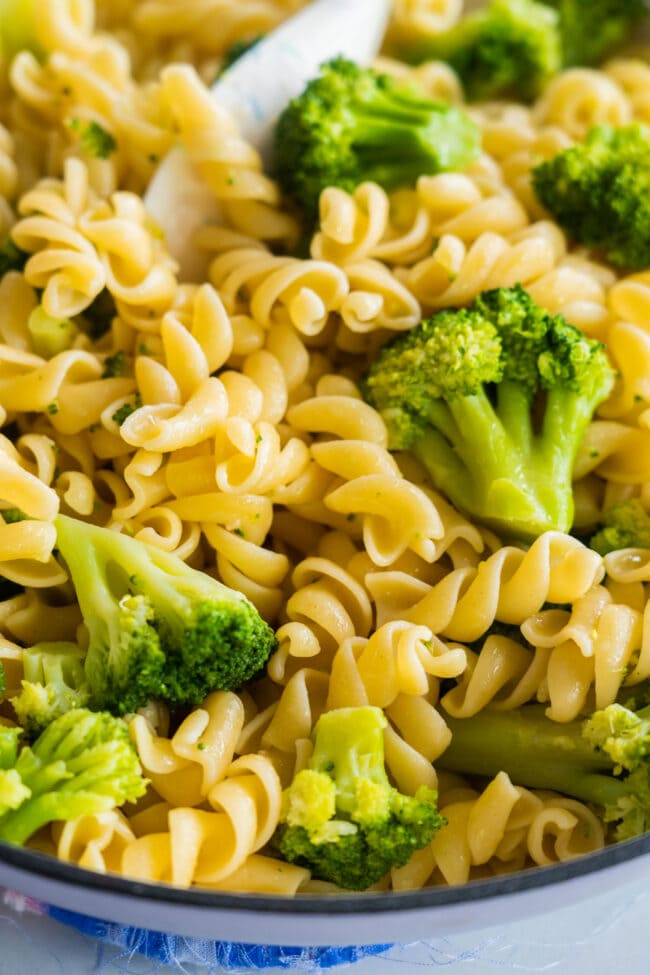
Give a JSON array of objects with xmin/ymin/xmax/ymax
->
[
  {"xmin": 438, "ymin": 705, "xmax": 635, "ymax": 810},
  {"xmin": 415, "ymin": 392, "xmax": 561, "ymax": 538},
  {"xmin": 343, "ymin": 102, "xmax": 476, "ymax": 189}
]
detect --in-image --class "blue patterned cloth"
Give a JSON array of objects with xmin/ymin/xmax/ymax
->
[{"xmin": 3, "ymin": 891, "xmax": 392, "ymax": 972}]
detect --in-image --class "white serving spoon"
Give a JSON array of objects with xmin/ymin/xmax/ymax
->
[{"xmin": 144, "ymin": 0, "xmax": 393, "ymax": 280}]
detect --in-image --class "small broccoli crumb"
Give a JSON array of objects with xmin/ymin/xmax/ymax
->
[
  {"xmin": 102, "ymin": 350, "xmax": 127, "ymax": 378},
  {"xmin": 233, "ymin": 528, "xmax": 246, "ymax": 538},
  {"xmin": 112, "ymin": 393, "xmax": 142, "ymax": 426},
  {"xmin": 66, "ymin": 118, "xmax": 117, "ymax": 159},
  {"xmin": 46, "ymin": 402, "xmax": 59, "ymax": 415}
]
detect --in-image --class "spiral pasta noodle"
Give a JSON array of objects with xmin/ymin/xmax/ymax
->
[{"xmin": 3, "ymin": 0, "xmax": 650, "ymax": 898}]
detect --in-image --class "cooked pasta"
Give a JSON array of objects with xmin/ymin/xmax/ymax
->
[{"xmin": 2, "ymin": 0, "xmax": 650, "ymax": 898}]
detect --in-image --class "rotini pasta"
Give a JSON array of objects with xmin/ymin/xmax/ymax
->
[{"xmin": 1, "ymin": 0, "xmax": 648, "ymax": 901}]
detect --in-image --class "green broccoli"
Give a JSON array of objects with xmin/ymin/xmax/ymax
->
[
  {"xmin": 0, "ymin": 708, "xmax": 147, "ymax": 845},
  {"xmin": 544, "ymin": 0, "xmax": 647, "ymax": 67},
  {"xmin": 397, "ymin": 0, "xmax": 562, "ymax": 103},
  {"xmin": 533, "ymin": 124, "xmax": 650, "ymax": 270},
  {"xmin": 438, "ymin": 700, "xmax": 650, "ymax": 841},
  {"xmin": 102, "ymin": 350, "xmax": 127, "ymax": 378},
  {"xmin": 272, "ymin": 56, "xmax": 480, "ymax": 223},
  {"xmin": 53, "ymin": 514, "xmax": 277, "ymax": 715},
  {"xmin": 66, "ymin": 118, "xmax": 117, "ymax": 159},
  {"xmin": 274, "ymin": 706, "xmax": 445, "ymax": 890},
  {"xmin": 362, "ymin": 285, "xmax": 615, "ymax": 541},
  {"xmin": 112, "ymin": 393, "xmax": 142, "ymax": 426},
  {"xmin": 590, "ymin": 499, "xmax": 650, "ymax": 555},
  {"xmin": 11, "ymin": 642, "xmax": 91, "ymax": 739}
]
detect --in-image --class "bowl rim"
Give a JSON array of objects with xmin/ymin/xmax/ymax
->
[{"xmin": 2, "ymin": 831, "xmax": 650, "ymax": 915}]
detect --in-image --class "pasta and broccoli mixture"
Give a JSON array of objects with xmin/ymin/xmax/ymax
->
[{"xmin": 3, "ymin": 0, "xmax": 650, "ymax": 894}]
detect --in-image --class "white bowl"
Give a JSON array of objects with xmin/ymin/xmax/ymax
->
[
  {"xmin": 3, "ymin": 0, "xmax": 650, "ymax": 953},
  {"xmin": 1, "ymin": 837, "xmax": 650, "ymax": 945}
]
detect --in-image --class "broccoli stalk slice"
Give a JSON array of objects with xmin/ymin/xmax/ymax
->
[
  {"xmin": 437, "ymin": 703, "xmax": 650, "ymax": 840},
  {"xmin": 363, "ymin": 285, "xmax": 616, "ymax": 541},
  {"xmin": 275, "ymin": 707, "xmax": 444, "ymax": 889},
  {"xmin": 0, "ymin": 709, "xmax": 147, "ymax": 845},
  {"xmin": 11, "ymin": 642, "xmax": 91, "ymax": 739},
  {"xmin": 273, "ymin": 56, "xmax": 480, "ymax": 223},
  {"xmin": 53, "ymin": 514, "xmax": 277, "ymax": 715},
  {"xmin": 397, "ymin": 0, "xmax": 562, "ymax": 103},
  {"xmin": 27, "ymin": 306, "xmax": 77, "ymax": 359}
]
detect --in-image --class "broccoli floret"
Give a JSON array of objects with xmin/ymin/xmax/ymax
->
[
  {"xmin": 398, "ymin": 0, "xmax": 562, "ymax": 103},
  {"xmin": 439, "ymin": 700, "xmax": 650, "ymax": 841},
  {"xmin": 53, "ymin": 514, "xmax": 277, "ymax": 715},
  {"xmin": 11, "ymin": 642, "xmax": 91, "ymax": 739},
  {"xmin": 590, "ymin": 499, "xmax": 650, "ymax": 556},
  {"xmin": 0, "ymin": 708, "xmax": 147, "ymax": 845},
  {"xmin": 274, "ymin": 707, "xmax": 444, "ymax": 890},
  {"xmin": 544, "ymin": 0, "xmax": 647, "ymax": 67},
  {"xmin": 0, "ymin": 238, "xmax": 28, "ymax": 280},
  {"xmin": 533, "ymin": 124, "xmax": 650, "ymax": 270},
  {"xmin": 273, "ymin": 56, "xmax": 480, "ymax": 223},
  {"xmin": 362, "ymin": 285, "xmax": 615, "ymax": 541}
]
